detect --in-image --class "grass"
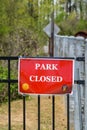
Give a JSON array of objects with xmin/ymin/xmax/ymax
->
[{"xmin": 0, "ymin": 95, "xmax": 67, "ymax": 130}]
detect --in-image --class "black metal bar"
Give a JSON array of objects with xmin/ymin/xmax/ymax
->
[
  {"xmin": 0, "ymin": 56, "xmax": 76, "ymax": 61},
  {"xmin": 52, "ymin": 96, "xmax": 55, "ymax": 130},
  {"xmin": 38, "ymin": 95, "xmax": 40, "ymax": 130},
  {"xmin": 76, "ymin": 57, "xmax": 85, "ymax": 61},
  {"xmin": 8, "ymin": 59, "xmax": 11, "ymax": 130},
  {"xmin": 50, "ymin": 4, "xmax": 55, "ymax": 130},
  {"xmin": 0, "ymin": 56, "xmax": 18, "ymax": 60},
  {"xmin": 23, "ymin": 96, "xmax": 26, "ymax": 130},
  {"xmin": 67, "ymin": 94, "xmax": 70, "ymax": 130},
  {"xmin": 74, "ymin": 80, "xmax": 85, "ymax": 84},
  {"xmin": 0, "ymin": 79, "xmax": 18, "ymax": 83}
]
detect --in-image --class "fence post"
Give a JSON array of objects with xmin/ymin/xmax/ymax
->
[
  {"xmin": 67, "ymin": 94, "xmax": 70, "ymax": 130},
  {"xmin": 38, "ymin": 95, "xmax": 40, "ymax": 130},
  {"xmin": 23, "ymin": 95, "xmax": 26, "ymax": 130},
  {"xmin": 84, "ymin": 41, "xmax": 87, "ymax": 130},
  {"xmin": 50, "ymin": 8, "xmax": 55, "ymax": 130},
  {"xmin": 74, "ymin": 69, "xmax": 82, "ymax": 130},
  {"xmin": 8, "ymin": 59, "xmax": 11, "ymax": 130}
]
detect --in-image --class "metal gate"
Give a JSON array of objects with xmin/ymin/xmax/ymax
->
[{"xmin": 0, "ymin": 56, "xmax": 70, "ymax": 130}]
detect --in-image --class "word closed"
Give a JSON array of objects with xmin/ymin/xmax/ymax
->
[{"xmin": 18, "ymin": 58, "xmax": 74, "ymax": 95}]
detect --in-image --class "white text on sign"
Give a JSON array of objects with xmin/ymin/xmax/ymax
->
[
  {"xmin": 35, "ymin": 63, "xmax": 58, "ymax": 70},
  {"xmin": 29, "ymin": 63, "xmax": 62, "ymax": 83}
]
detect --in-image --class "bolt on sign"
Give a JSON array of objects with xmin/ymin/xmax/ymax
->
[{"xmin": 18, "ymin": 58, "xmax": 74, "ymax": 95}]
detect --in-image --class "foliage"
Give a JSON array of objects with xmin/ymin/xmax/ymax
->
[
  {"xmin": 0, "ymin": 0, "xmax": 50, "ymax": 56},
  {"xmin": 75, "ymin": 19, "xmax": 87, "ymax": 32},
  {"xmin": 57, "ymin": 12, "xmax": 87, "ymax": 35},
  {"xmin": 0, "ymin": 65, "xmax": 21, "ymax": 103}
]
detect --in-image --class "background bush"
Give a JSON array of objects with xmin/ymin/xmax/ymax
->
[{"xmin": 0, "ymin": 63, "xmax": 22, "ymax": 103}]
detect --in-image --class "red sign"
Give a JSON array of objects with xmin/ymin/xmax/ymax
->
[{"xmin": 18, "ymin": 58, "xmax": 74, "ymax": 95}]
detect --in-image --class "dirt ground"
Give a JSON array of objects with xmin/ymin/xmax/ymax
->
[{"xmin": 0, "ymin": 95, "xmax": 67, "ymax": 130}]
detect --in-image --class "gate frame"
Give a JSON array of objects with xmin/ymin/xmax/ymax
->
[{"xmin": 0, "ymin": 56, "xmax": 74, "ymax": 130}]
